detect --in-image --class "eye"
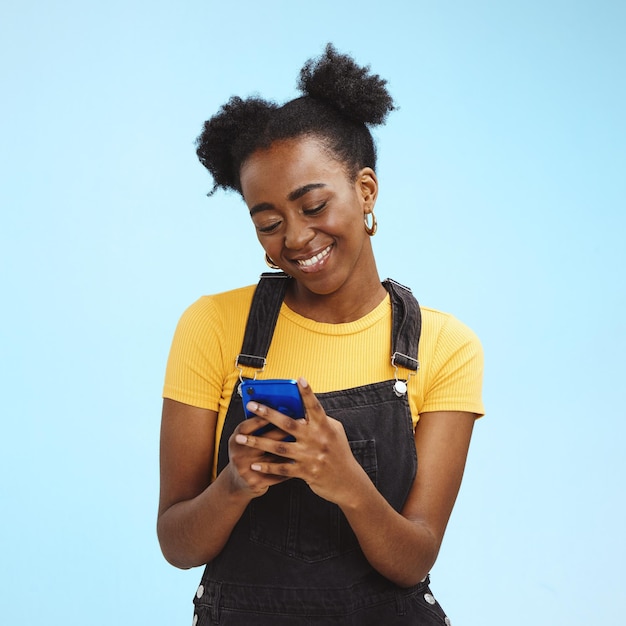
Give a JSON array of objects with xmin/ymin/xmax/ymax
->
[
  {"xmin": 303, "ymin": 201, "xmax": 327, "ymax": 216},
  {"xmin": 257, "ymin": 220, "xmax": 282, "ymax": 234},
  {"xmin": 256, "ymin": 220, "xmax": 282, "ymax": 235}
]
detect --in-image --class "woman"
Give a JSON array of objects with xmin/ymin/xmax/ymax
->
[{"xmin": 158, "ymin": 44, "xmax": 484, "ymax": 625}]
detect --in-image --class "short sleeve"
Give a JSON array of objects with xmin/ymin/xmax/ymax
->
[
  {"xmin": 162, "ymin": 297, "xmax": 226, "ymax": 411},
  {"xmin": 419, "ymin": 315, "xmax": 485, "ymax": 417}
]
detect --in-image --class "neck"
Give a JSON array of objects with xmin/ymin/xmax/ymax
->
[{"xmin": 285, "ymin": 272, "xmax": 388, "ymax": 324}]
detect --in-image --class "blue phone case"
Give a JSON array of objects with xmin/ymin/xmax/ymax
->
[
  {"xmin": 240, "ymin": 379, "xmax": 304, "ymax": 439},
  {"xmin": 240, "ymin": 379, "xmax": 305, "ymax": 419}
]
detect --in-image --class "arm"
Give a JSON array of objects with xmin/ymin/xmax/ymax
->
[
  {"xmin": 157, "ymin": 398, "xmax": 289, "ymax": 569},
  {"xmin": 341, "ymin": 409, "xmax": 476, "ymax": 586},
  {"xmin": 239, "ymin": 380, "xmax": 476, "ymax": 587}
]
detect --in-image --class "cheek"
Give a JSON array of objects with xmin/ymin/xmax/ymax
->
[
  {"xmin": 334, "ymin": 199, "xmax": 365, "ymax": 232},
  {"xmin": 257, "ymin": 235, "xmax": 281, "ymax": 258},
  {"xmin": 256, "ymin": 235, "xmax": 271, "ymax": 250}
]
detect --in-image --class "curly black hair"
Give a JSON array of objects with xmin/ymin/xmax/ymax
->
[{"xmin": 196, "ymin": 44, "xmax": 395, "ymax": 196}]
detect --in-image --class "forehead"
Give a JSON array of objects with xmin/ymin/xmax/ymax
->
[{"xmin": 240, "ymin": 137, "xmax": 349, "ymax": 202}]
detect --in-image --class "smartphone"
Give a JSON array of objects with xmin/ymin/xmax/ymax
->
[{"xmin": 240, "ymin": 379, "xmax": 304, "ymax": 438}]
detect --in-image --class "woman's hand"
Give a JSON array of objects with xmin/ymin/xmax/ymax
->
[
  {"xmin": 235, "ymin": 378, "xmax": 365, "ymax": 505},
  {"xmin": 226, "ymin": 414, "xmax": 294, "ymax": 498},
  {"xmin": 157, "ymin": 399, "xmax": 261, "ymax": 569}
]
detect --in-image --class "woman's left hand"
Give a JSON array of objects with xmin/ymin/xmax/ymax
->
[{"xmin": 235, "ymin": 378, "xmax": 363, "ymax": 505}]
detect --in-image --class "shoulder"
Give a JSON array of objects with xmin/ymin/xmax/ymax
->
[
  {"xmin": 176, "ymin": 284, "xmax": 257, "ymax": 331},
  {"xmin": 416, "ymin": 306, "xmax": 484, "ymax": 417},
  {"xmin": 418, "ymin": 305, "xmax": 484, "ymax": 382},
  {"xmin": 420, "ymin": 306, "xmax": 482, "ymax": 352}
]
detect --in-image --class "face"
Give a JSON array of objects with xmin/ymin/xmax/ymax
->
[{"xmin": 239, "ymin": 136, "xmax": 379, "ymax": 300}]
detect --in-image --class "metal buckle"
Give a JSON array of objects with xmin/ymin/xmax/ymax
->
[
  {"xmin": 385, "ymin": 278, "xmax": 412, "ymax": 292},
  {"xmin": 235, "ymin": 354, "xmax": 266, "ymax": 387},
  {"xmin": 390, "ymin": 352, "xmax": 419, "ymax": 397},
  {"xmin": 391, "ymin": 352, "xmax": 419, "ymax": 370}
]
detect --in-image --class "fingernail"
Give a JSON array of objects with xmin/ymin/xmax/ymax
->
[
  {"xmin": 298, "ymin": 377, "xmax": 308, "ymax": 388},
  {"xmin": 247, "ymin": 401, "xmax": 258, "ymax": 412},
  {"xmin": 235, "ymin": 434, "xmax": 247, "ymax": 444},
  {"xmin": 251, "ymin": 464, "xmax": 262, "ymax": 471}
]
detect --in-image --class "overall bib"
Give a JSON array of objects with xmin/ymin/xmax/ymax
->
[{"xmin": 192, "ymin": 274, "xmax": 451, "ymax": 625}]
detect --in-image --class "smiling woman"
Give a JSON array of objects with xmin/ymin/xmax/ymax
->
[
  {"xmin": 158, "ymin": 43, "xmax": 484, "ymax": 625},
  {"xmin": 241, "ymin": 137, "xmax": 382, "ymax": 317}
]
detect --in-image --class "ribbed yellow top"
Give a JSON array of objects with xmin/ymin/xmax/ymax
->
[{"xmin": 163, "ymin": 283, "xmax": 484, "ymax": 476}]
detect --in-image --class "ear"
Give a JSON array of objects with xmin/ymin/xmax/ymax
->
[{"xmin": 356, "ymin": 168, "xmax": 378, "ymax": 213}]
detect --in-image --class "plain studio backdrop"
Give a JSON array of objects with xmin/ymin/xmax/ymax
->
[{"xmin": 1, "ymin": 1, "xmax": 624, "ymax": 624}]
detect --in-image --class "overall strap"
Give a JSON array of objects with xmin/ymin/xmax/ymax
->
[
  {"xmin": 383, "ymin": 278, "xmax": 421, "ymax": 373},
  {"xmin": 235, "ymin": 272, "xmax": 290, "ymax": 374},
  {"xmin": 218, "ymin": 272, "xmax": 290, "ymax": 473},
  {"xmin": 236, "ymin": 274, "xmax": 421, "ymax": 374}
]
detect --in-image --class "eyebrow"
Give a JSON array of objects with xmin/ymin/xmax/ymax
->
[
  {"xmin": 249, "ymin": 183, "xmax": 327, "ymax": 216},
  {"xmin": 288, "ymin": 183, "xmax": 326, "ymax": 201}
]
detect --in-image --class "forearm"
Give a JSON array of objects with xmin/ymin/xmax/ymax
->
[
  {"xmin": 340, "ymin": 474, "xmax": 439, "ymax": 587},
  {"xmin": 157, "ymin": 469, "xmax": 252, "ymax": 569}
]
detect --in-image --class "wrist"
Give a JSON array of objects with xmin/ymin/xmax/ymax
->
[
  {"xmin": 224, "ymin": 461, "xmax": 270, "ymax": 502},
  {"xmin": 336, "ymin": 461, "xmax": 377, "ymax": 511}
]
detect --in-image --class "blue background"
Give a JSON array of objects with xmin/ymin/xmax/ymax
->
[{"xmin": 1, "ymin": 1, "xmax": 624, "ymax": 623}]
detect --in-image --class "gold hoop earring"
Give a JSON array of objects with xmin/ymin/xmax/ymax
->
[
  {"xmin": 364, "ymin": 211, "xmax": 377, "ymax": 236},
  {"xmin": 265, "ymin": 253, "xmax": 281, "ymax": 270}
]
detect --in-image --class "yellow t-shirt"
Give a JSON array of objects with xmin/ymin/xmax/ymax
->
[{"xmin": 163, "ymin": 283, "xmax": 484, "ymax": 475}]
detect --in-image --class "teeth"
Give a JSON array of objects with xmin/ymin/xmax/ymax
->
[{"xmin": 296, "ymin": 245, "xmax": 331, "ymax": 267}]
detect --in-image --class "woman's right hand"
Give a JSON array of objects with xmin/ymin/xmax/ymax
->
[
  {"xmin": 157, "ymin": 399, "xmax": 289, "ymax": 569},
  {"xmin": 226, "ymin": 417, "xmax": 294, "ymax": 497}
]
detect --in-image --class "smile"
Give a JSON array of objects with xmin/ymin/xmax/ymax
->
[{"xmin": 295, "ymin": 245, "xmax": 332, "ymax": 268}]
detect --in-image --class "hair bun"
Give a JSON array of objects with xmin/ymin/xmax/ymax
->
[
  {"xmin": 196, "ymin": 96, "xmax": 277, "ymax": 193},
  {"xmin": 297, "ymin": 43, "xmax": 395, "ymax": 126}
]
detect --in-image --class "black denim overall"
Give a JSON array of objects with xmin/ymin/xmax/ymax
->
[{"xmin": 192, "ymin": 274, "xmax": 450, "ymax": 625}]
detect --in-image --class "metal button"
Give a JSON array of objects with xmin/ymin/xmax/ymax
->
[{"xmin": 393, "ymin": 380, "xmax": 408, "ymax": 396}]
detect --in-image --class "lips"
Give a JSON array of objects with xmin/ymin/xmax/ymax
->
[{"xmin": 294, "ymin": 244, "xmax": 333, "ymax": 268}]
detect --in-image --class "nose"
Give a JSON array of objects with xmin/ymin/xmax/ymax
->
[{"xmin": 284, "ymin": 216, "xmax": 314, "ymax": 250}]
